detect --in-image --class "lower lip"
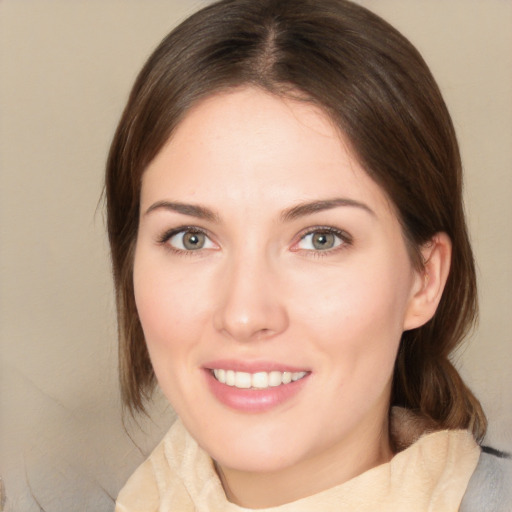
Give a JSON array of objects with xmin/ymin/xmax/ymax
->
[{"xmin": 204, "ymin": 370, "xmax": 310, "ymax": 413}]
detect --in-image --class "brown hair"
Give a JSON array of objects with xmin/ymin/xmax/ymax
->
[{"xmin": 106, "ymin": 0, "xmax": 486, "ymax": 439}]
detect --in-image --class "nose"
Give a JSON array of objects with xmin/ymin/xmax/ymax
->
[{"xmin": 213, "ymin": 251, "xmax": 289, "ymax": 343}]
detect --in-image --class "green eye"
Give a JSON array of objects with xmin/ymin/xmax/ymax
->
[
  {"xmin": 168, "ymin": 229, "xmax": 214, "ymax": 251},
  {"xmin": 311, "ymin": 232, "xmax": 337, "ymax": 250},
  {"xmin": 297, "ymin": 229, "xmax": 346, "ymax": 251},
  {"xmin": 182, "ymin": 231, "xmax": 206, "ymax": 250}
]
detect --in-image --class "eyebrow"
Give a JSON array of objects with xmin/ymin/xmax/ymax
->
[
  {"xmin": 144, "ymin": 197, "xmax": 374, "ymax": 223},
  {"xmin": 281, "ymin": 198, "xmax": 375, "ymax": 222},
  {"xmin": 144, "ymin": 201, "xmax": 220, "ymax": 222}
]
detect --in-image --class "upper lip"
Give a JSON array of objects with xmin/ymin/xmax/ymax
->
[{"xmin": 203, "ymin": 359, "xmax": 311, "ymax": 373}]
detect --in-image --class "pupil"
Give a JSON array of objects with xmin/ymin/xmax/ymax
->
[
  {"xmin": 313, "ymin": 232, "xmax": 334, "ymax": 250},
  {"xmin": 183, "ymin": 232, "xmax": 204, "ymax": 250}
]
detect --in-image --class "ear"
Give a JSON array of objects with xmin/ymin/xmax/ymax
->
[{"xmin": 403, "ymin": 232, "xmax": 452, "ymax": 331}]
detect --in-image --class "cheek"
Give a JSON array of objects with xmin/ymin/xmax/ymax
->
[
  {"xmin": 134, "ymin": 274, "xmax": 179, "ymax": 344},
  {"xmin": 132, "ymin": 257, "xmax": 216, "ymax": 415},
  {"xmin": 290, "ymin": 253, "xmax": 413, "ymax": 380},
  {"xmin": 133, "ymin": 253, "xmax": 208, "ymax": 359},
  {"xmin": 296, "ymin": 261, "xmax": 411, "ymax": 338}
]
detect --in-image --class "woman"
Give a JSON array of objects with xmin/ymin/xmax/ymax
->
[{"xmin": 106, "ymin": 0, "xmax": 510, "ymax": 510}]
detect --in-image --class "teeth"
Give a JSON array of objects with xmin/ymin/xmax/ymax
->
[
  {"xmin": 235, "ymin": 371, "xmax": 252, "ymax": 389},
  {"xmin": 226, "ymin": 370, "xmax": 235, "ymax": 386},
  {"xmin": 282, "ymin": 371, "xmax": 292, "ymax": 384},
  {"xmin": 212, "ymin": 369, "xmax": 307, "ymax": 389},
  {"xmin": 216, "ymin": 369, "xmax": 226, "ymax": 383},
  {"xmin": 252, "ymin": 372, "xmax": 268, "ymax": 389},
  {"xmin": 268, "ymin": 371, "xmax": 282, "ymax": 387}
]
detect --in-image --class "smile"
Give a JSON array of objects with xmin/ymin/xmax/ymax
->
[{"xmin": 212, "ymin": 369, "xmax": 308, "ymax": 389}]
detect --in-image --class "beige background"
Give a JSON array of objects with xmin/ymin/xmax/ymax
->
[{"xmin": 0, "ymin": 1, "xmax": 510, "ymax": 510}]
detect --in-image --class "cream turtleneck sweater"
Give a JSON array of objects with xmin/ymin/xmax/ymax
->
[{"xmin": 115, "ymin": 408, "xmax": 480, "ymax": 512}]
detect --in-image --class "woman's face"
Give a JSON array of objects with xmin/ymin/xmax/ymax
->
[{"xmin": 134, "ymin": 87, "xmax": 423, "ymax": 487}]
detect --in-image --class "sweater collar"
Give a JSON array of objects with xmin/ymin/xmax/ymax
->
[{"xmin": 162, "ymin": 407, "xmax": 480, "ymax": 512}]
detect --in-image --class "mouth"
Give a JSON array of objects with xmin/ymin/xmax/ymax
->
[
  {"xmin": 210, "ymin": 369, "xmax": 309, "ymax": 390},
  {"xmin": 203, "ymin": 360, "xmax": 311, "ymax": 412}
]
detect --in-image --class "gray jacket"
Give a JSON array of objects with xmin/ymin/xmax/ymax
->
[{"xmin": 460, "ymin": 447, "xmax": 511, "ymax": 512}]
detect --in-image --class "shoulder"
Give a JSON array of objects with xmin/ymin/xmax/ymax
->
[
  {"xmin": 115, "ymin": 423, "xmax": 178, "ymax": 512},
  {"xmin": 115, "ymin": 438, "xmax": 167, "ymax": 512},
  {"xmin": 459, "ymin": 446, "xmax": 512, "ymax": 512},
  {"xmin": 115, "ymin": 420, "xmax": 214, "ymax": 512}
]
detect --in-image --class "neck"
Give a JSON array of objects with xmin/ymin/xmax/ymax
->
[{"xmin": 215, "ymin": 415, "xmax": 393, "ymax": 509}]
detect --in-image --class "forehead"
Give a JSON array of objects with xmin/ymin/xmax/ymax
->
[{"xmin": 140, "ymin": 87, "xmax": 394, "ymax": 217}]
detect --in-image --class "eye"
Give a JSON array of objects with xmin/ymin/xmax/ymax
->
[
  {"xmin": 164, "ymin": 228, "xmax": 216, "ymax": 251},
  {"xmin": 295, "ymin": 228, "xmax": 350, "ymax": 252}
]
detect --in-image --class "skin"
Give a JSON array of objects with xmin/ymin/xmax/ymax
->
[{"xmin": 133, "ymin": 87, "xmax": 451, "ymax": 508}]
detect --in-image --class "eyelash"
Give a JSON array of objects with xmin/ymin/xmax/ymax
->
[
  {"xmin": 156, "ymin": 225, "xmax": 353, "ymax": 256},
  {"xmin": 157, "ymin": 226, "xmax": 216, "ymax": 256},
  {"xmin": 293, "ymin": 226, "xmax": 353, "ymax": 257}
]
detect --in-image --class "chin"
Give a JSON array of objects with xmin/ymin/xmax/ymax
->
[
  {"xmin": 179, "ymin": 413, "xmax": 290, "ymax": 470},
  {"xmin": 213, "ymin": 443, "xmax": 301, "ymax": 474}
]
